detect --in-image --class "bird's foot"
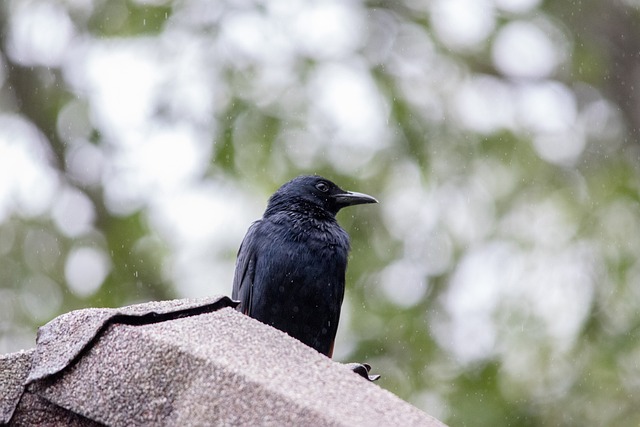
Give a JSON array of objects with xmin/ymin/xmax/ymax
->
[{"xmin": 344, "ymin": 362, "xmax": 380, "ymax": 381}]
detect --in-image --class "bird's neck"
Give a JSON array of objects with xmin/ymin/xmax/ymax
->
[{"xmin": 264, "ymin": 200, "xmax": 336, "ymax": 222}]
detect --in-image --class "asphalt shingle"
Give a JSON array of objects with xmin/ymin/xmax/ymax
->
[{"xmin": 2, "ymin": 296, "xmax": 446, "ymax": 426}]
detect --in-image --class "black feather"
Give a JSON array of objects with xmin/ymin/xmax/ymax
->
[{"xmin": 232, "ymin": 175, "xmax": 377, "ymax": 356}]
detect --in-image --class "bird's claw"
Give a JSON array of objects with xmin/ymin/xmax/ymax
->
[{"xmin": 345, "ymin": 362, "xmax": 380, "ymax": 381}]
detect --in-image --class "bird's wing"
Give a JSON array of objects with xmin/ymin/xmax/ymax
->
[{"xmin": 232, "ymin": 221, "xmax": 260, "ymax": 315}]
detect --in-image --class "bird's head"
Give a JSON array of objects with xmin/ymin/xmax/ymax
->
[{"xmin": 265, "ymin": 175, "xmax": 378, "ymax": 218}]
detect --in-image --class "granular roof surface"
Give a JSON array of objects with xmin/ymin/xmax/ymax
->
[{"xmin": 1, "ymin": 296, "xmax": 446, "ymax": 426}]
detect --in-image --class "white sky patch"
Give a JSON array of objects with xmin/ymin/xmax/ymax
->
[
  {"xmin": 430, "ymin": 0, "xmax": 495, "ymax": 50},
  {"xmin": 381, "ymin": 163, "xmax": 439, "ymax": 241},
  {"xmin": 68, "ymin": 34, "xmax": 220, "ymax": 214},
  {"xmin": 102, "ymin": 123, "xmax": 210, "ymax": 214},
  {"xmin": 499, "ymin": 195, "xmax": 578, "ymax": 248},
  {"xmin": 7, "ymin": 2, "xmax": 75, "ymax": 67},
  {"xmin": 492, "ymin": 21, "xmax": 559, "ymax": 79},
  {"xmin": 150, "ymin": 181, "xmax": 259, "ymax": 248},
  {"xmin": 514, "ymin": 81, "xmax": 586, "ymax": 164},
  {"xmin": 532, "ymin": 128, "xmax": 586, "ymax": 166},
  {"xmin": 218, "ymin": 9, "xmax": 293, "ymax": 67},
  {"xmin": 453, "ymin": 74, "xmax": 586, "ymax": 164},
  {"xmin": 65, "ymin": 246, "xmax": 111, "ymax": 298},
  {"xmin": 160, "ymin": 32, "xmax": 218, "ymax": 125},
  {"xmin": 64, "ymin": 31, "xmax": 234, "ymax": 298},
  {"xmin": 381, "ymin": 165, "xmax": 456, "ymax": 279},
  {"xmin": 472, "ymin": 158, "xmax": 519, "ymax": 200},
  {"xmin": 219, "ymin": 1, "xmax": 363, "ymax": 66},
  {"xmin": 51, "ymin": 186, "xmax": 96, "ymax": 238},
  {"xmin": 0, "ymin": 115, "xmax": 59, "ymax": 221},
  {"xmin": 379, "ymin": 260, "xmax": 429, "ymax": 308},
  {"xmin": 453, "ymin": 75, "xmax": 516, "ymax": 133},
  {"xmin": 149, "ymin": 180, "xmax": 263, "ymax": 298},
  {"xmin": 436, "ymin": 243, "xmax": 509, "ymax": 362},
  {"xmin": 516, "ymin": 81, "xmax": 577, "ymax": 134},
  {"xmin": 80, "ymin": 40, "xmax": 163, "ymax": 135},
  {"xmin": 66, "ymin": 141, "xmax": 105, "ymax": 187},
  {"xmin": 388, "ymin": 23, "xmax": 437, "ymax": 79},
  {"xmin": 517, "ymin": 246, "xmax": 596, "ymax": 349},
  {"xmin": 400, "ymin": 227, "xmax": 455, "ymax": 278},
  {"xmin": 438, "ymin": 182, "xmax": 496, "ymax": 245},
  {"xmin": 438, "ymin": 236, "xmax": 596, "ymax": 364},
  {"xmin": 290, "ymin": 1, "xmax": 363, "ymax": 59},
  {"xmin": 308, "ymin": 62, "xmax": 389, "ymax": 149},
  {"xmin": 332, "ymin": 297, "xmax": 356, "ymax": 360}
]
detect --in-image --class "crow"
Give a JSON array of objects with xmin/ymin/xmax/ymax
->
[{"xmin": 232, "ymin": 175, "xmax": 377, "ymax": 357}]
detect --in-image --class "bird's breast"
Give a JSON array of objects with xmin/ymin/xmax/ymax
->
[{"xmin": 261, "ymin": 218, "xmax": 348, "ymax": 274}]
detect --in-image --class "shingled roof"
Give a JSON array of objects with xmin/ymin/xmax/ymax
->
[{"xmin": 1, "ymin": 296, "xmax": 446, "ymax": 426}]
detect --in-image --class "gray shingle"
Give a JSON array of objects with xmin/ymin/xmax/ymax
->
[
  {"xmin": 2, "ymin": 297, "xmax": 446, "ymax": 426},
  {"xmin": 27, "ymin": 296, "xmax": 236, "ymax": 384},
  {"xmin": 0, "ymin": 348, "xmax": 33, "ymax": 423}
]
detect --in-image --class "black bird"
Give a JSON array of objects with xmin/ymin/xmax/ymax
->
[{"xmin": 232, "ymin": 175, "xmax": 377, "ymax": 357}]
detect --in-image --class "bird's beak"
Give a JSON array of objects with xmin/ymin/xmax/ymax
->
[{"xmin": 333, "ymin": 191, "xmax": 378, "ymax": 207}]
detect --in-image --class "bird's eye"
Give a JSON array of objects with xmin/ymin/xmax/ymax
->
[{"xmin": 316, "ymin": 182, "xmax": 329, "ymax": 192}]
